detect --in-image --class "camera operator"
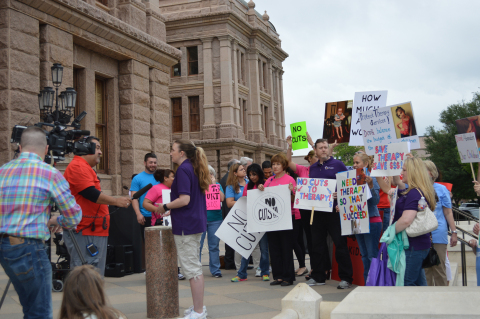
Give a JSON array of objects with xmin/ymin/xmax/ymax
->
[
  {"xmin": 63, "ymin": 136, "xmax": 131, "ymax": 276},
  {"xmin": 0, "ymin": 126, "xmax": 82, "ymax": 319}
]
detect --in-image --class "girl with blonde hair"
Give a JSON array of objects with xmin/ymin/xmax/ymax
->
[{"xmin": 391, "ymin": 156, "xmax": 437, "ymax": 286}]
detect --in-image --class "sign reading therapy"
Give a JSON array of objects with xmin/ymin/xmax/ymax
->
[
  {"xmin": 246, "ymin": 185, "xmax": 292, "ymax": 233},
  {"xmin": 215, "ymin": 197, "xmax": 264, "ymax": 259},
  {"xmin": 294, "ymin": 178, "xmax": 336, "ymax": 211},
  {"xmin": 337, "ymin": 170, "xmax": 370, "ymax": 236},
  {"xmin": 349, "ymin": 90, "xmax": 388, "ymax": 146},
  {"xmin": 290, "ymin": 121, "xmax": 308, "ymax": 150},
  {"xmin": 370, "ymin": 142, "xmax": 409, "ymax": 177},
  {"xmin": 455, "ymin": 132, "xmax": 480, "ymax": 163}
]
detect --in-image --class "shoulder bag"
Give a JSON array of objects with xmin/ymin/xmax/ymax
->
[{"xmin": 405, "ymin": 189, "xmax": 438, "ymax": 237}]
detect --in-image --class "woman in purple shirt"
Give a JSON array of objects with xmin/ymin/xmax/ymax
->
[
  {"xmin": 391, "ymin": 157, "xmax": 437, "ymax": 286},
  {"xmin": 156, "ymin": 140, "xmax": 211, "ymax": 319}
]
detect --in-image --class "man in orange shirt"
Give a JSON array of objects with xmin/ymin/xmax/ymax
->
[{"xmin": 63, "ymin": 137, "xmax": 131, "ymax": 276}]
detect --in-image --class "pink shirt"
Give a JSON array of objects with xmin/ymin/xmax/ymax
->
[
  {"xmin": 242, "ymin": 184, "xmax": 258, "ymax": 196},
  {"xmin": 294, "ymin": 163, "xmax": 310, "ymax": 178},
  {"xmin": 144, "ymin": 183, "xmax": 170, "ymax": 226},
  {"xmin": 265, "ymin": 174, "xmax": 301, "ymax": 220}
]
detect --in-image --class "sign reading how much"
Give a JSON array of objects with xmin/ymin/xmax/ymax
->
[
  {"xmin": 215, "ymin": 197, "xmax": 265, "ymax": 259},
  {"xmin": 455, "ymin": 133, "xmax": 480, "ymax": 163},
  {"xmin": 336, "ymin": 170, "xmax": 370, "ymax": 236},
  {"xmin": 290, "ymin": 121, "xmax": 308, "ymax": 150},
  {"xmin": 294, "ymin": 178, "xmax": 336, "ymax": 211},
  {"xmin": 206, "ymin": 184, "xmax": 221, "ymax": 210},
  {"xmin": 370, "ymin": 142, "xmax": 409, "ymax": 177}
]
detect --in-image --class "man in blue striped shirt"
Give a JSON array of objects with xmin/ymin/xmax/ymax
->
[{"xmin": 0, "ymin": 126, "xmax": 82, "ymax": 319}]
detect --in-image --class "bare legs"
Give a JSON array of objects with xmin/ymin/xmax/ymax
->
[{"xmin": 190, "ymin": 274, "xmax": 205, "ymax": 314}]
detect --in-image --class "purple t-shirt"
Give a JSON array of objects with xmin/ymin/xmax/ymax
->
[
  {"xmin": 393, "ymin": 188, "xmax": 431, "ymax": 250},
  {"xmin": 309, "ymin": 157, "xmax": 347, "ymax": 212},
  {"xmin": 170, "ymin": 159, "xmax": 207, "ymax": 235}
]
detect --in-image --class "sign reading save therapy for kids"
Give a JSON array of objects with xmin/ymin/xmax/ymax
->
[
  {"xmin": 206, "ymin": 184, "xmax": 221, "ymax": 210},
  {"xmin": 455, "ymin": 132, "xmax": 480, "ymax": 163},
  {"xmin": 370, "ymin": 142, "xmax": 409, "ymax": 177},
  {"xmin": 293, "ymin": 178, "xmax": 336, "ymax": 211},
  {"xmin": 337, "ymin": 170, "xmax": 370, "ymax": 236},
  {"xmin": 290, "ymin": 121, "xmax": 308, "ymax": 150},
  {"xmin": 215, "ymin": 197, "xmax": 265, "ymax": 259}
]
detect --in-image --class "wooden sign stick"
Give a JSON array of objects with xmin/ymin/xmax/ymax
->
[
  {"xmin": 470, "ymin": 162, "xmax": 476, "ymax": 181},
  {"xmin": 310, "ymin": 207, "xmax": 314, "ymax": 225}
]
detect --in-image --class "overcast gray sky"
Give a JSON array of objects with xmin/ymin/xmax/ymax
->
[{"xmin": 255, "ymin": 0, "xmax": 480, "ymax": 155}]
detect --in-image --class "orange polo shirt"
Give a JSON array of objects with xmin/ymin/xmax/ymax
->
[{"xmin": 64, "ymin": 156, "xmax": 109, "ymax": 236}]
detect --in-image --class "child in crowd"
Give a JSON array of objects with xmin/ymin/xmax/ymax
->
[
  {"xmin": 334, "ymin": 107, "xmax": 345, "ymax": 139},
  {"xmin": 58, "ymin": 265, "xmax": 125, "ymax": 319}
]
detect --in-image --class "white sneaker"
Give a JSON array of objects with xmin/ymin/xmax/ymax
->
[
  {"xmin": 255, "ymin": 267, "xmax": 261, "ymax": 277},
  {"xmin": 306, "ymin": 278, "xmax": 325, "ymax": 286},
  {"xmin": 337, "ymin": 280, "xmax": 352, "ymax": 289},
  {"xmin": 184, "ymin": 306, "xmax": 207, "ymax": 318},
  {"xmin": 178, "ymin": 273, "xmax": 186, "ymax": 280}
]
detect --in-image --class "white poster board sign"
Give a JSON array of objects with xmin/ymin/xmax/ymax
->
[
  {"xmin": 337, "ymin": 170, "xmax": 370, "ymax": 236},
  {"xmin": 370, "ymin": 142, "xmax": 409, "ymax": 177},
  {"xmin": 162, "ymin": 189, "xmax": 172, "ymax": 227},
  {"xmin": 294, "ymin": 178, "xmax": 336, "ymax": 211},
  {"xmin": 349, "ymin": 90, "xmax": 388, "ymax": 146},
  {"xmin": 246, "ymin": 185, "xmax": 293, "ymax": 233},
  {"xmin": 455, "ymin": 133, "xmax": 480, "ymax": 163},
  {"xmin": 389, "ymin": 186, "xmax": 398, "ymax": 226},
  {"xmin": 215, "ymin": 197, "xmax": 264, "ymax": 259}
]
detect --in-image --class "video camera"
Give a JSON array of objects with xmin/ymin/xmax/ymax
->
[{"xmin": 10, "ymin": 111, "xmax": 96, "ymax": 163}]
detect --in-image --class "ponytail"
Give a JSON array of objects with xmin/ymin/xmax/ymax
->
[{"xmin": 174, "ymin": 140, "xmax": 211, "ymax": 194}]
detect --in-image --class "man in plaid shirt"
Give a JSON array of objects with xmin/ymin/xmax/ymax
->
[{"xmin": 0, "ymin": 126, "xmax": 82, "ymax": 319}]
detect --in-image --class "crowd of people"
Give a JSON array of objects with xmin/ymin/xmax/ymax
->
[{"xmin": 1, "ymin": 126, "xmax": 478, "ymax": 319}]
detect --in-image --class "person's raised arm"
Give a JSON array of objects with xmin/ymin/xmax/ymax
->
[
  {"xmin": 286, "ymin": 135, "xmax": 297, "ymax": 171},
  {"xmin": 307, "ymin": 132, "xmax": 314, "ymax": 149},
  {"xmin": 376, "ymin": 176, "xmax": 392, "ymax": 194}
]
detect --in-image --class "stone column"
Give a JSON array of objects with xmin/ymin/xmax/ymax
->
[
  {"xmin": 145, "ymin": 226, "xmax": 179, "ymax": 319},
  {"xmin": 119, "ymin": 59, "xmax": 151, "ymax": 189},
  {"xmin": 279, "ymin": 71, "xmax": 285, "ymax": 146},
  {"xmin": 218, "ymin": 35, "xmax": 236, "ymax": 138},
  {"xmin": 202, "ymin": 38, "xmax": 215, "ymax": 139},
  {"xmin": 247, "ymin": 49, "xmax": 264, "ymax": 143},
  {"xmin": 182, "ymin": 95, "xmax": 189, "ymax": 139},
  {"xmin": 0, "ymin": 8, "xmax": 40, "ymax": 165},
  {"xmin": 180, "ymin": 47, "xmax": 188, "ymax": 77},
  {"xmin": 258, "ymin": 59, "xmax": 263, "ymax": 91},
  {"xmin": 276, "ymin": 69, "xmax": 282, "ymax": 142},
  {"xmin": 232, "ymin": 41, "xmax": 239, "ymax": 126},
  {"xmin": 149, "ymin": 67, "xmax": 171, "ymax": 167},
  {"xmin": 267, "ymin": 60, "xmax": 276, "ymax": 144}
]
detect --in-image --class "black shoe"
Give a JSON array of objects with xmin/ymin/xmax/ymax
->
[
  {"xmin": 214, "ymin": 273, "xmax": 222, "ymax": 278},
  {"xmin": 247, "ymin": 265, "xmax": 254, "ymax": 270},
  {"xmin": 280, "ymin": 281, "xmax": 292, "ymax": 287},
  {"xmin": 270, "ymin": 280, "xmax": 283, "ymax": 286}
]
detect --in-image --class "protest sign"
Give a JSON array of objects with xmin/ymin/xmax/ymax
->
[
  {"xmin": 455, "ymin": 115, "xmax": 480, "ymax": 152},
  {"xmin": 322, "ymin": 100, "xmax": 353, "ymax": 144},
  {"xmin": 349, "ymin": 90, "xmax": 388, "ymax": 146},
  {"xmin": 389, "ymin": 187, "xmax": 398, "ymax": 226},
  {"xmin": 206, "ymin": 184, "xmax": 221, "ymax": 210},
  {"xmin": 389, "ymin": 102, "xmax": 420, "ymax": 149},
  {"xmin": 215, "ymin": 197, "xmax": 265, "ymax": 259},
  {"xmin": 246, "ymin": 185, "xmax": 292, "ymax": 233},
  {"xmin": 162, "ymin": 189, "xmax": 172, "ymax": 227},
  {"xmin": 370, "ymin": 142, "xmax": 409, "ymax": 177},
  {"xmin": 294, "ymin": 178, "xmax": 336, "ymax": 211},
  {"xmin": 290, "ymin": 121, "xmax": 308, "ymax": 150},
  {"xmin": 337, "ymin": 170, "xmax": 370, "ymax": 236},
  {"xmin": 455, "ymin": 133, "xmax": 480, "ymax": 163}
]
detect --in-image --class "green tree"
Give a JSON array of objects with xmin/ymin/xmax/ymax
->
[
  {"xmin": 424, "ymin": 92, "xmax": 480, "ymax": 202},
  {"xmin": 333, "ymin": 143, "xmax": 363, "ymax": 166}
]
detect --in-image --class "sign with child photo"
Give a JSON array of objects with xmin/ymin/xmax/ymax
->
[
  {"xmin": 293, "ymin": 177, "xmax": 336, "ymax": 211},
  {"xmin": 337, "ymin": 170, "xmax": 370, "ymax": 236}
]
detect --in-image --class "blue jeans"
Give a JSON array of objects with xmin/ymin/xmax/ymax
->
[
  {"xmin": 199, "ymin": 220, "xmax": 222, "ymax": 276},
  {"xmin": 381, "ymin": 208, "xmax": 390, "ymax": 232},
  {"xmin": 476, "ymin": 247, "xmax": 480, "ymax": 286},
  {"xmin": 237, "ymin": 234, "xmax": 269, "ymax": 279},
  {"xmin": 356, "ymin": 221, "xmax": 382, "ymax": 283},
  {"xmin": 404, "ymin": 246, "xmax": 428, "ymax": 286},
  {"xmin": 0, "ymin": 236, "xmax": 53, "ymax": 318}
]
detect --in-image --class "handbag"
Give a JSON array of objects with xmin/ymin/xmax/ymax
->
[
  {"xmin": 366, "ymin": 242, "xmax": 396, "ymax": 286},
  {"xmin": 422, "ymin": 239, "xmax": 441, "ymax": 269},
  {"xmin": 405, "ymin": 189, "xmax": 438, "ymax": 237}
]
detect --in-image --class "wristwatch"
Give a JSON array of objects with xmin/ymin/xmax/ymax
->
[
  {"xmin": 163, "ymin": 203, "xmax": 169, "ymax": 212},
  {"xmin": 452, "ymin": 230, "xmax": 458, "ymax": 234}
]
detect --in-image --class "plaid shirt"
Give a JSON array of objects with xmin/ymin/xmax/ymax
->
[{"xmin": 0, "ymin": 152, "xmax": 82, "ymax": 240}]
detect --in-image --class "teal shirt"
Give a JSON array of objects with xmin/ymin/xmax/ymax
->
[
  {"xmin": 380, "ymin": 223, "xmax": 409, "ymax": 286},
  {"xmin": 207, "ymin": 183, "xmax": 224, "ymax": 222}
]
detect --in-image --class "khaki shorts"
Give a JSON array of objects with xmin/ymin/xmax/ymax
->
[{"xmin": 174, "ymin": 233, "xmax": 203, "ymax": 280}]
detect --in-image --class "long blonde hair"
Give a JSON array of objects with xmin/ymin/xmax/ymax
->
[
  {"xmin": 403, "ymin": 157, "xmax": 436, "ymax": 211},
  {"xmin": 423, "ymin": 160, "xmax": 439, "ymax": 183},
  {"xmin": 174, "ymin": 140, "xmax": 211, "ymax": 194},
  {"xmin": 353, "ymin": 153, "xmax": 374, "ymax": 171},
  {"xmin": 226, "ymin": 163, "xmax": 243, "ymax": 194}
]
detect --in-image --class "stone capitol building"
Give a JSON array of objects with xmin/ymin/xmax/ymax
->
[{"xmin": 0, "ymin": 0, "xmax": 288, "ymax": 195}]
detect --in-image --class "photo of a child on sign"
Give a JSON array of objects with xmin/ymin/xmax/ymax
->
[
  {"xmin": 322, "ymin": 100, "xmax": 352, "ymax": 144},
  {"xmin": 456, "ymin": 115, "xmax": 480, "ymax": 152},
  {"xmin": 390, "ymin": 102, "xmax": 417, "ymax": 138}
]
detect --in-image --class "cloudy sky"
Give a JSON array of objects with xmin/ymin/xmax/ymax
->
[{"xmin": 254, "ymin": 0, "xmax": 480, "ymax": 155}]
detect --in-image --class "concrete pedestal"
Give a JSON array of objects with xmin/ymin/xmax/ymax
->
[{"xmin": 145, "ymin": 226, "xmax": 179, "ymax": 319}]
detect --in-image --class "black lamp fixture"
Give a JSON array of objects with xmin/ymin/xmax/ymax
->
[{"xmin": 38, "ymin": 63, "xmax": 76, "ymax": 125}]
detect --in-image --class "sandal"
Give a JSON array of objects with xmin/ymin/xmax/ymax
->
[{"xmin": 296, "ymin": 268, "xmax": 308, "ymax": 277}]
